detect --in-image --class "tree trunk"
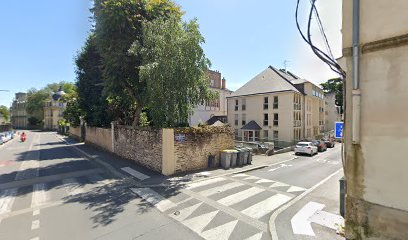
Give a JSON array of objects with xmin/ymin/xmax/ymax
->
[{"xmin": 132, "ymin": 104, "xmax": 143, "ymax": 128}]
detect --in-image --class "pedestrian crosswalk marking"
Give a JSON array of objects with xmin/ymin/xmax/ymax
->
[
  {"xmin": 243, "ymin": 176, "xmax": 260, "ymax": 180},
  {"xmin": 244, "ymin": 232, "xmax": 263, "ymax": 240},
  {"xmin": 199, "ymin": 182, "xmax": 244, "ymax": 197},
  {"xmin": 217, "ymin": 187, "xmax": 264, "ymax": 207},
  {"xmin": 232, "ymin": 173, "xmax": 249, "ymax": 178},
  {"xmin": 187, "ymin": 178, "xmax": 225, "ymax": 190},
  {"xmin": 241, "ymin": 194, "xmax": 292, "ymax": 219},
  {"xmin": 269, "ymin": 182, "xmax": 289, "ymax": 188},
  {"xmin": 0, "ymin": 188, "xmax": 17, "ymax": 223},
  {"xmin": 255, "ymin": 179, "xmax": 274, "ymax": 184},
  {"xmin": 287, "ymin": 186, "xmax": 307, "ymax": 193},
  {"xmin": 31, "ymin": 219, "xmax": 40, "ymax": 230},
  {"xmin": 31, "ymin": 183, "xmax": 48, "ymax": 208},
  {"xmin": 121, "ymin": 167, "xmax": 150, "ymax": 181},
  {"xmin": 131, "ymin": 188, "xmax": 176, "ymax": 212},
  {"xmin": 170, "ymin": 202, "xmax": 202, "ymax": 221},
  {"xmin": 201, "ymin": 220, "xmax": 238, "ymax": 240},
  {"xmin": 182, "ymin": 210, "xmax": 219, "ymax": 234}
]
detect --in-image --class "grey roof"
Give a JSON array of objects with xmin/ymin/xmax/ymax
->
[
  {"xmin": 230, "ymin": 66, "xmax": 301, "ymax": 97},
  {"xmin": 241, "ymin": 120, "xmax": 262, "ymax": 130},
  {"xmin": 52, "ymin": 86, "xmax": 66, "ymax": 101},
  {"xmin": 290, "ymin": 79, "xmax": 308, "ymax": 84}
]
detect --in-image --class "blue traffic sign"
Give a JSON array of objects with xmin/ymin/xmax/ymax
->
[{"xmin": 335, "ymin": 122, "xmax": 344, "ymax": 139}]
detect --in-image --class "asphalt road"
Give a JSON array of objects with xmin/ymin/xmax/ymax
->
[
  {"xmin": 0, "ymin": 131, "xmax": 344, "ymax": 240},
  {"xmin": 0, "ymin": 131, "xmax": 201, "ymax": 240}
]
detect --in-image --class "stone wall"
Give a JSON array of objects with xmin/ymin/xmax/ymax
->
[
  {"xmin": 113, "ymin": 125, "xmax": 163, "ymax": 172},
  {"xmin": 85, "ymin": 127, "xmax": 112, "ymax": 152},
  {"xmin": 173, "ymin": 126, "xmax": 234, "ymax": 173},
  {"xmin": 69, "ymin": 126, "xmax": 81, "ymax": 141}
]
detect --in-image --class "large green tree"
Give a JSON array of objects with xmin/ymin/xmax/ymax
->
[
  {"xmin": 92, "ymin": 0, "xmax": 182, "ymax": 127},
  {"xmin": 130, "ymin": 16, "xmax": 215, "ymax": 127},
  {"xmin": 75, "ymin": 34, "xmax": 111, "ymax": 127},
  {"xmin": 321, "ymin": 78, "xmax": 343, "ymax": 108},
  {"xmin": 0, "ymin": 105, "xmax": 10, "ymax": 122}
]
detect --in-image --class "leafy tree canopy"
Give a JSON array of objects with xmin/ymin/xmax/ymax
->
[
  {"xmin": 321, "ymin": 77, "xmax": 343, "ymax": 108},
  {"xmin": 92, "ymin": 0, "xmax": 182, "ymax": 126},
  {"xmin": 0, "ymin": 105, "xmax": 10, "ymax": 122},
  {"xmin": 130, "ymin": 16, "xmax": 215, "ymax": 127}
]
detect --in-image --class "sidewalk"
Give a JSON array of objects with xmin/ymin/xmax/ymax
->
[{"xmin": 57, "ymin": 134, "xmax": 296, "ymax": 188}]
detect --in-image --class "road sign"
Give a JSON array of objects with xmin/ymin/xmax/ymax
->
[{"xmin": 335, "ymin": 122, "xmax": 344, "ymax": 139}]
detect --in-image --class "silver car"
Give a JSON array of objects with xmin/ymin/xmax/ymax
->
[{"xmin": 294, "ymin": 141, "xmax": 318, "ymax": 156}]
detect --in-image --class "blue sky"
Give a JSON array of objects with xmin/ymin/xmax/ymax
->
[{"xmin": 0, "ymin": 0, "xmax": 342, "ymax": 107}]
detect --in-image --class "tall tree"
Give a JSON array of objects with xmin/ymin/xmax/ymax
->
[
  {"xmin": 321, "ymin": 78, "xmax": 343, "ymax": 107},
  {"xmin": 92, "ymin": 0, "xmax": 182, "ymax": 127},
  {"xmin": 0, "ymin": 105, "xmax": 10, "ymax": 122},
  {"xmin": 130, "ymin": 16, "xmax": 215, "ymax": 127},
  {"xmin": 75, "ymin": 34, "xmax": 111, "ymax": 127}
]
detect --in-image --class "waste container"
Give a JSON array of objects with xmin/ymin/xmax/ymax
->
[
  {"xmin": 220, "ymin": 150, "xmax": 233, "ymax": 170},
  {"xmin": 235, "ymin": 147, "xmax": 244, "ymax": 166},
  {"xmin": 244, "ymin": 147, "xmax": 253, "ymax": 164},
  {"xmin": 208, "ymin": 154, "xmax": 216, "ymax": 168},
  {"xmin": 230, "ymin": 150, "xmax": 238, "ymax": 168},
  {"xmin": 242, "ymin": 148, "xmax": 249, "ymax": 165}
]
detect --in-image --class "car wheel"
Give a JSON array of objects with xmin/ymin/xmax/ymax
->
[{"xmin": 295, "ymin": 152, "xmax": 298, "ymax": 155}]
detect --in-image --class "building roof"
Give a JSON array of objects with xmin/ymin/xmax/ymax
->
[
  {"xmin": 206, "ymin": 115, "xmax": 227, "ymax": 125},
  {"xmin": 229, "ymin": 66, "xmax": 301, "ymax": 97},
  {"xmin": 241, "ymin": 120, "xmax": 262, "ymax": 130},
  {"xmin": 51, "ymin": 86, "xmax": 66, "ymax": 101}
]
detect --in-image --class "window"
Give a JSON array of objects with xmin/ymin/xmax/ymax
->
[
  {"xmin": 235, "ymin": 100, "xmax": 238, "ymax": 111},
  {"xmin": 273, "ymin": 113, "xmax": 279, "ymax": 126},
  {"xmin": 242, "ymin": 114, "xmax": 246, "ymax": 126},
  {"xmin": 273, "ymin": 131, "xmax": 279, "ymax": 140},
  {"xmin": 242, "ymin": 99, "xmax": 246, "ymax": 111},
  {"xmin": 264, "ymin": 130, "xmax": 269, "ymax": 141},
  {"xmin": 211, "ymin": 79, "xmax": 215, "ymax": 87},
  {"xmin": 273, "ymin": 96, "xmax": 278, "ymax": 109},
  {"xmin": 263, "ymin": 97, "xmax": 268, "ymax": 110},
  {"xmin": 234, "ymin": 114, "xmax": 238, "ymax": 126},
  {"xmin": 263, "ymin": 113, "xmax": 268, "ymax": 126}
]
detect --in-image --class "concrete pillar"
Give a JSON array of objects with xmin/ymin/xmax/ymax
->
[
  {"xmin": 162, "ymin": 128, "xmax": 175, "ymax": 176},
  {"xmin": 111, "ymin": 121, "xmax": 115, "ymax": 153}
]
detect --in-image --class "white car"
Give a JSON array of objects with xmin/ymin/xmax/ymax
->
[{"xmin": 294, "ymin": 141, "xmax": 318, "ymax": 156}]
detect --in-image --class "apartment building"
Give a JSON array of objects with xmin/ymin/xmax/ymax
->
[
  {"xmin": 10, "ymin": 92, "xmax": 29, "ymax": 129},
  {"xmin": 43, "ymin": 87, "xmax": 66, "ymax": 130},
  {"xmin": 324, "ymin": 92, "xmax": 342, "ymax": 132},
  {"xmin": 227, "ymin": 66, "xmax": 325, "ymax": 147},
  {"xmin": 342, "ymin": 1, "xmax": 408, "ymax": 239},
  {"xmin": 189, "ymin": 70, "xmax": 232, "ymax": 126}
]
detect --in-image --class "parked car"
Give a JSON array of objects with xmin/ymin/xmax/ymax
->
[
  {"xmin": 294, "ymin": 141, "xmax": 318, "ymax": 156},
  {"xmin": 323, "ymin": 138, "xmax": 335, "ymax": 148},
  {"xmin": 312, "ymin": 140, "xmax": 327, "ymax": 152}
]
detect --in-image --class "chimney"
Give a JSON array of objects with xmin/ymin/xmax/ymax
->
[{"xmin": 221, "ymin": 78, "xmax": 226, "ymax": 89}]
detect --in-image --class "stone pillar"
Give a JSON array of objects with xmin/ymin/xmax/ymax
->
[
  {"xmin": 162, "ymin": 128, "xmax": 175, "ymax": 176},
  {"xmin": 111, "ymin": 121, "xmax": 115, "ymax": 153}
]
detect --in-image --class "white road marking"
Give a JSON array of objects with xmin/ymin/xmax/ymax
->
[
  {"xmin": 309, "ymin": 209, "xmax": 344, "ymax": 230},
  {"xmin": 186, "ymin": 178, "xmax": 225, "ymax": 189},
  {"xmin": 199, "ymin": 182, "xmax": 244, "ymax": 197},
  {"xmin": 287, "ymin": 186, "xmax": 307, "ymax": 193},
  {"xmin": 244, "ymin": 232, "xmax": 263, "ymax": 240},
  {"xmin": 291, "ymin": 202, "xmax": 325, "ymax": 236},
  {"xmin": 232, "ymin": 173, "xmax": 249, "ymax": 178},
  {"xmin": 201, "ymin": 220, "xmax": 238, "ymax": 240},
  {"xmin": 131, "ymin": 188, "xmax": 176, "ymax": 212},
  {"xmin": 30, "ymin": 237, "xmax": 39, "ymax": 240},
  {"xmin": 255, "ymin": 179, "xmax": 274, "ymax": 184},
  {"xmin": 121, "ymin": 167, "xmax": 150, "ymax": 181},
  {"xmin": 241, "ymin": 194, "xmax": 292, "ymax": 219},
  {"xmin": 62, "ymin": 178, "xmax": 84, "ymax": 195},
  {"xmin": 268, "ymin": 163, "xmax": 292, "ymax": 172},
  {"xmin": 170, "ymin": 202, "xmax": 202, "ymax": 221},
  {"xmin": 31, "ymin": 183, "xmax": 49, "ymax": 208},
  {"xmin": 182, "ymin": 210, "xmax": 219, "ymax": 234},
  {"xmin": 217, "ymin": 187, "xmax": 264, "ymax": 206},
  {"xmin": 243, "ymin": 176, "xmax": 260, "ymax": 180},
  {"xmin": 33, "ymin": 209, "xmax": 40, "ymax": 216},
  {"xmin": 31, "ymin": 219, "xmax": 40, "ymax": 230},
  {"xmin": 269, "ymin": 182, "xmax": 289, "ymax": 188},
  {"xmin": 0, "ymin": 188, "xmax": 17, "ymax": 223}
]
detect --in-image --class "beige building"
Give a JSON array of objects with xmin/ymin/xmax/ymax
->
[
  {"xmin": 342, "ymin": 1, "xmax": 408, "ymax": 239},
  {"xmin": 227, "ymin": 66, "xmax": 325, "ymax": 147},
  {"xmin": 44, "ymin": 87, "xmax": 66, "ymax": 130},
  {"xmin": 189, "ymin": 70, "xmax": 232, "ymax": 126},
  {"xmin": 10, "ymin": 92, "xmax": 29, "ymax": 129},
  {"xmin": 324, "ymin": 92, "xmax": 342, "ymax": 132}
]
